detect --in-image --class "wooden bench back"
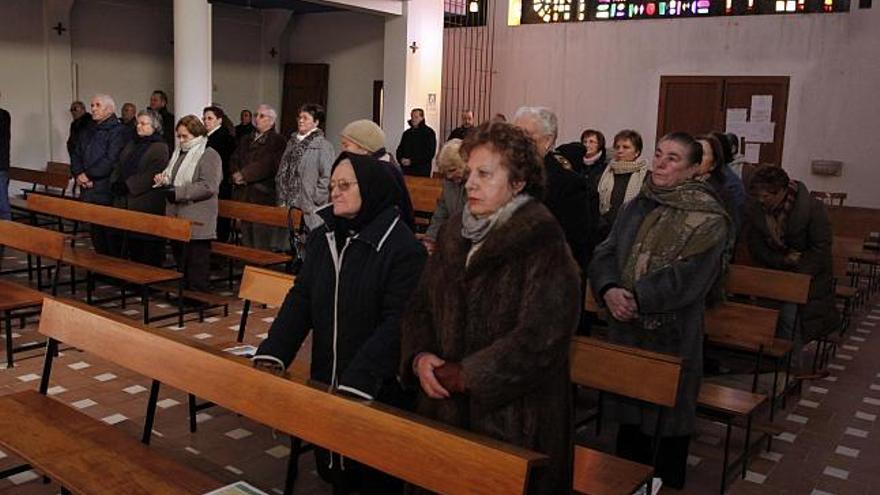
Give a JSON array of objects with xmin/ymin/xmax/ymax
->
[
  {"xmin": 726, "ymin": 264, "xmax": 811, "ymax": 305},
  {"xmin": 218, "ymin": 199, "xmax": 296, "ymax": 229},
  {"xmin": 39, "ymin": 298, "xmax": 544, "ymax": 495},
  {"xmin": 0, "ymin": 220, "xmax": 66, "ymax": 260},
  {"xmin": 45, "ymin": 162, "xmax": 71, "ymax": 177},
  {"xmin": 8, "ymin": 166, "xmax": 70, "ymax": 190},
  {"xmin": 27, "ymin": 194, "xmax": 191, "ymax": 242},
  {"xmin": 570, "ymin": 336, "xmax": 681, "ymax": 408},
  {"xmin": 827, "ymin": 206, "xmax": 880, "ymax": 240},
  {"xmin": 704, "ymin": 301, "xmax": 778, "ymax": 350},
  {"xmin": 238, "ymin": 265, "xmax": 295, "ymax": 306},
  {"xmin": 405, "ymin": 176, "xmax": 443, "ymax": 214}
]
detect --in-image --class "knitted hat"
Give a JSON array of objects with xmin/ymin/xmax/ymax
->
[{"xmin": 340, "ymin": 119, "xmax": 385, "ymax": 153}]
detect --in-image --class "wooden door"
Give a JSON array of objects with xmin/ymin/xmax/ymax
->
[
  {"xmin": 281, "ymin": 63, "xmax": 329, "ymax": 137},
  {"xmin": 657, "ymin": 76, "xmax": 789, "ymax": 167}
]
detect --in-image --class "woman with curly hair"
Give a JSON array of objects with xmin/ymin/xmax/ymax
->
[{"xmin": 401, "ymin": 121, "xmax": 581, "ymax": 495}]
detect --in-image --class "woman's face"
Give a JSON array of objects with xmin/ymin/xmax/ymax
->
[
  {"xmin": 177, "ymin": 126, "xmax": 195, "ymax": 145},
  {"xmin": 614, "ymin": 138, "xmax": 639, "ymax": 162},
  {"xmin": 297, "ymin": 111, "xmax": 318, "ymax": 135},
  {"xmin": 136, "ymin": 115, "xmax": 155, "ymax": 137},
  {"xmin": 445, "ymin": 167, "xmax": 466, "ymax": 184},
  {"xmin": 583, "ymin": 134, "xmax": 601, "ymax": 156},
  {"xmin": 340, "ymin": 137, "xmax": 368, "ymax": 155},
  {"xmin": 203, "ymin": 111, "xmax": 220, "ymax": 132},
  {"xmin": 464, "ymin": 145, "xmax": 523, "ymax": 218},
  {"xmin": 330, "ymin": 160, "xmax": 362, "ymax": 219},
  {"xmin": 754, "ymin": 187, "xmax": 786, "ymax": 211},
  {"xmin": 696, "ymin": 139, "xmax": 715, "ymax": 176},
  {"xmin": 651, "ymin": 140, "xmax": 697, "ymax": 188}
]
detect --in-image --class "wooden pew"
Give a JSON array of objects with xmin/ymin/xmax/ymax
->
[
  {"xmin": 827, "ymin": 205, "xmax": 880, "ymax": 240},
  {"xmin": 25, "ymin": 194, "xmax": 189, "ymax": 326},
  {"xmin": 0, "ymin": 220, "xmax": 66, "ymax": 367},
  {"xmin": 214, "ymin": 199, "xmax": 294, "ymax": 286},
  {"xmin": 404, "ymin": 176, "xmax": 443, "ymax": 228},
  {"xmin": 235, "ymin": 265, "xmax": 295, "ymax": 342},
  {"xmin": 37, "ymin": 297, "xmax": 546, "ymax": 495},
  {"xmin": 7, "ymin": 166, "xmax": 72, "ymax": 232},
  {"xmin": 569, "ymin": 336, "xmax": 680, "ymax": 495}
]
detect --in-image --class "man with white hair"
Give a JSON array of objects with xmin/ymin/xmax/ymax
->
[
  {"xmin": 70, "ymin": 93, "xmax": 127, "ymax": 255},
  {"xmin": 229, "ymin": 103, "xmax": 286, "ymax": 249},
  {"xmin": 513, "ymin": 106, "xmax": 593, "ymax": 277}
]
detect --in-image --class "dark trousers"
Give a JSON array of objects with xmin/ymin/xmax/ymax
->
[
  {"xmin": 616, "ymin": 424, "xmax": 691, "ymax": 489},
  {"xmin": 90, "ymin": 224, "xmax": 115, "ymax": 255},
  {"xmin": 402, "ymin": 162, "xmax": 431, "ymax": 177},
  {"xmin": 314, "ymin": 448, "xmax": 402, "ymax": 495},
  {"xmin": 171, "ymin": 240, "xmax": 212, "ymax": 292},
  {"xmin": 127, "ymin": 237, "xmax": 167, "ymax": 267}
]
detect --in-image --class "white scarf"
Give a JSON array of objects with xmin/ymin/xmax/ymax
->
[
  {"xmin": 597, "ymin": 159, "xmax": 648, "ymax": 214},
  {"xmin": 161, "ymin": 136, "xmax": 208, "ymax": 187}
]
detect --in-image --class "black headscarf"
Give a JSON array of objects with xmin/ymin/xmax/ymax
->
[{"xmin": 329, "ymin": 152, "xmax": 402, "ymax": 241}]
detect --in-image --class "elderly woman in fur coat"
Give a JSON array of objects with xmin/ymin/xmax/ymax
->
[
  {"xmin": 590, "ymin": 132, "xmax": 733, "ymax": 489},
  {"xmin": 401, "ymin": 122, "xmax": 581, "ymax": 495}
]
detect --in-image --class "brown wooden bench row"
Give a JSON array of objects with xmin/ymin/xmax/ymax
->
[{"xmin": 24, "ymin": 297, "xmax": 544, "ymax": 495}]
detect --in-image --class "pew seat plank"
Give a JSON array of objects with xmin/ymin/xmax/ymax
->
[
  {"xmin": 0, "ymin": 280, "xmax": 44, "ymax": 311},
  {"xmin": 62, "ymin": 246, "xmax": 181, "ymax": 286},
  {"xmin": 698, "ymin": 383, "xmax": 766, "ymax": 416},
  {"xmin": 211, "ymin": 241, "xmax": 291, "ymax": 267},
  {"xmin": 572, "ymin": 446, "xmax": 652, "ymax": 495},
  {"xmin": 0, "ymin": 390, "xmax": 220, "ymax": 495}
]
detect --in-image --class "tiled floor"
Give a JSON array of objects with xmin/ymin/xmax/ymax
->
[{"xmin": 0, "ymin": 248, "xmax": 878, "ymax": 494}]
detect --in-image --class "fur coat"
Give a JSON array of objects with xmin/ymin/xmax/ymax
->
[{"xmin": 401, "ymin": 200, "xmax": 581, "ymax": 495}]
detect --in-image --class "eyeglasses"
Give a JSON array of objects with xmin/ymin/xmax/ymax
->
[{"xmin": 330, "ymin": 179, "xmax": 358, "ymax": 192}]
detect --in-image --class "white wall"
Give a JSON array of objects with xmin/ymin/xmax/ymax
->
[
  {"xmin": 0, "ymin": 0, "xmax": 52, "ymax": 168},
  {"xmin": 491, "ymin": 4, "xmax": 880, "ymax": 208},
  {"xmin": 286, "ymin": 11, "xmax": 385, "ymax": 144},
  {"xmin": 212, "ymin": 4, "xmax": 265, "ymax": 118}
]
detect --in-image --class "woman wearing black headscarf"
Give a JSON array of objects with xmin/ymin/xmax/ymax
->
[
  {"xmin": 254, "ymin": 152, "xmax": 427, "ymax": 494},
  {"xmin": 111, "ymin": 108, "xmax": 169, "ymax": 265}
]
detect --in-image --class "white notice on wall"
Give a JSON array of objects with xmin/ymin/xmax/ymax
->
[
  {"xmin": 725, "ymin": 108, "xmax": 748, "ymax": 129},
  {"xmin": 744, "ymin": 143, "xmax": 761, "ymax": 163},
  {"xmin": 750, "ymin": 95, "xmax": 773, "ymax": 122},
  {"xmin": 726, "ymin": 122, "xmax": 751, "ymax": 141},
  {"xmin": 750, "ymin": 122, "xmax": 775, "ymax": 143}
]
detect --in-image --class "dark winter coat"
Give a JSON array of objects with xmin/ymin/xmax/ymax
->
[
  {"xmin": 229, "ymin": 129, "xmax": 287, "ymax": 206},
  {"xmin": 544, "ymin": 152, "xmax": 593, "ymax": 275},
  {"xmin": 157, "ymin": 107, "xmax": 176, "ymax": 149},
  {"xmin": 256, "ymin": 205, "xmax": 427, "ymax": 400},
  {"xmin": 112, "ymin": 140, "xmax": 169, "ymax": 216},
  {"xmin": 401, "ymin": 200, "xmax": 581, "ymax": 495},
  {"xmin": 71, "ymin": 115, "xmax": 128, "ymax": 205},
  {"xmin": 67, "ymin": 113, "xmax": 93, "ymax": 159},
  {"xmin": 208, "ymin": 126, "xmax": 236, "ymax": 201},
  {"xmin": 746, "ymin": 181, "xmax": 839, "ymax": 341},
  {"xmin": 589, "ymin": 195, "xmax": 728, "ymax": 437},
  {"xmin": 0, "ymin": 107, "xmax": 9, "ymax": 171},
  {"xmin": 396, "ymin": 123, "xmax": 437, "ymax": 177}
]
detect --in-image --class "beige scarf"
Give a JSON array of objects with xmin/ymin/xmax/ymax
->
[{"xmin": 598, "ymin": 159, "xmax": 649, "ymax": 214}]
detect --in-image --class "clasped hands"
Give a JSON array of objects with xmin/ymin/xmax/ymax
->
[
  {"xmin": 413, "ymin": 353, "xmax": 466, "ymax": 399},
  {"xmin": 76, "ymin": 173, "xmax": 94, "ymax": 189},
  {"xmin": 603, "ymin": 287, "xmax": 639, "ymax": 322}
]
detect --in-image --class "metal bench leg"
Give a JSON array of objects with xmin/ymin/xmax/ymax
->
[
  {"xmin": 188, "ymin": 394, "xmax": 198, "ymax": 433},
  {"xmin": 4, "ymin": 310, "xmax": 13, "ymax": 369},
  {"xmin": 86, "ymin": 272, "xmax": 94, "ymax": 305},
  {"xmin": 70, "ymin": 266, "xmax": 77, "ymax": 295},
  {"xmin": 177, "ymin": 278, "xmax": 185, "ymax": 328},
  {"xmin": 770, "ymin": 359, "xmax": 780, "ymax": 423},
  {"xmin": 142, "ymin": 285, "xmax": 150, "ymax": 325},
  {"xmin": 752, "ymin": 348, "xmax": 764, "ymax": 392},
  {"xmin": 142, "ymin": 380, "xmax": 161, "ymax": 444},
  {"xmin": 38, "ymin": 339, "xmax": 58, "ymax": 395},
  {"xmin": 121, "ymin": 285, "xmax": 127, "ymax": 309},
  {"xmin": 237, "ymin": 300, "xmax": 251, "ymax": 343},
  {"xmin": 721, "ymin": 418, "xmax": 732, "ymax": 494},
  {"xmin": 742, "ymin": 414, "xmax": 754, "ymax": 479}
]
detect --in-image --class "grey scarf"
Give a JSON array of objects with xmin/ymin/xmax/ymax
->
[{"xmin": 461, "ymin": 193, "xmax": 532, "ymax": 245}]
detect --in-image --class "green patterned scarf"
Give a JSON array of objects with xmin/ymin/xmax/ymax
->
[{"xmin": 621, "ymin": 179, "xmax": 733, "ymax": 292}]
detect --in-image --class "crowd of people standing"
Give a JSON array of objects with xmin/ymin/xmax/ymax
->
[{"xmin": 0, "ymin": 89, "xmax": 839, "ymax": 494}]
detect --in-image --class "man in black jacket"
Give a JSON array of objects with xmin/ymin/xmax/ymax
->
[
  {"xmin": 447, "ymin": 109, "xmax": 474, "ymax": 141},
  {"xmin": 513, "ymin": 106, "xmax": 593, "ymax": 277},
  {"xmin": 71, "ymin": 94, "xmax": 128, "ymax": 254},
  {"xmin": 149, "ymin": 90, "xmax": 175, "ymax": 149},
  {"xmin": 395, "ymin": 108, "xmax": 436, "ymax": 177},
  {"xmin": 67, "ymin": 100, "xmax": 93, "ymax": 159},
  {"xmin": 0, "ymin": 92, "xmax": 9, "ymax": 225}
]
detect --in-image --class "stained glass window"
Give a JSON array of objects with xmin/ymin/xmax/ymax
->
[{"xmin": 515, "ymin": 0, "xmax": 848, "ymax": 24}]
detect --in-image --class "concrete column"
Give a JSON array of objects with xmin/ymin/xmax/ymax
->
[
  {"xmin": 382, "ymin": 1, "xmax": 444, "ymax": 159},
  {"xmin": 258, "ymin": 9, "xmax": 293, "ymax": 117},
  {"xmin": 44, "ymin": 0, "xmax": 75, "ymax": 161},
  {"xmin": 173, "ymin": 0, "xmax": 212, "ymax": 119}
]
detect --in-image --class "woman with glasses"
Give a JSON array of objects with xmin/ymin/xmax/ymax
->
[{"xmin": 254, "ymin": 152, "xmax": 426, "ymax": 494}]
